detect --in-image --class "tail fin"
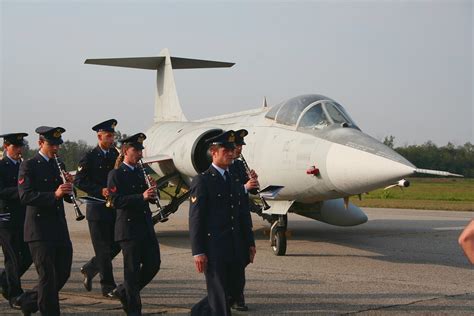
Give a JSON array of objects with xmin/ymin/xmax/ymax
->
[{"xmin": 85, "ymin": 48, "xmax": 234, "ymax": 122}]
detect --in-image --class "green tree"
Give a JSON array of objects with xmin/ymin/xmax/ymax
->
[{"xmin": 383, "ymin": 135, "xmax": 395, "ymax": 149}]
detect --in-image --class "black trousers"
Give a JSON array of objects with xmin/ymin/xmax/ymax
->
[
  {"xmin": 230, "ymin": 267, "xmax": 246, "ymax": 305},
  {"xmin": 22, "ymin": 240, "xmax": 72, "ymax": 315},
  {"xmin": 82, "ymin": 220, "xmax": 121, "ymax": 293},
  {"xmin": 0, "ymin": 228, "xmax": 32, "ymax": 299},
  {"xmin": 191, "ymin": 260, "xmax": 245, "ymax": 316},
  {"xmin": 116, "ymin": 236, "xmax": 161, "ymax": 315}
]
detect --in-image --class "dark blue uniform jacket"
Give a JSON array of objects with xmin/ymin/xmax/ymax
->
[
  {"xmin": 18, "ymin": 153, "xmax": 71, "ymax": 243},
  {"xmin": 107, "ymin": 163, "xmax": 155, "ymax": 242},
  {"xmin": 189, "ymin": 165, "xmax": 255, "ymax": 264},
  {"xmin": 0, "ymin": 157, "xmax": 25, "ymax": 229},
  {"xmin": 74, "ymin": 146, "xmax": 118, "ymax": 221}
]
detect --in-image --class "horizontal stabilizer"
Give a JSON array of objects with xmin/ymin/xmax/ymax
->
[
  {"xmin": 142, "ymin": 154, "xmax": 172, "ymax": 165},
  {"xmin": 414, "ymin": 168, "xmax": 463, "ymax": 177},
  {"xmin": 85, "ymin": 56, "xmax": 234, "ymax": 70}
]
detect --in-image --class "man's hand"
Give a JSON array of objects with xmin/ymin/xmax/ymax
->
[
  {"xmin": 64, "ymin": 172, "xmax": 74, "ymax": 183},
  {"xmin": 194, "ymin": 254, "xmax": 208, "ymax": 273},
  {"xmin": 249, "ymin": 246, "xmax": 256, "ymax": 263},
  {"xmin": 143, "ymin": 187, "xmax": 157, "ymax": 201},
  {"xmin": 101, "ymin": 188, "xmax": 109, "ymax": 198},
  {"xmin": 248, "ymin": 169, "xmax": 258, "ymax": 179},
  {"xmin": 245, "ymin": 178, "xmax": 260, "ymax": 191},
  {"xmin": 55, "ymin": 183, "xmax": 73, "ymax": 199}
]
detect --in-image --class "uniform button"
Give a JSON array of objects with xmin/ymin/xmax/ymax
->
[
  {"xmin": 231, "ymin": 216, "xmax": 234, "ymax": 220},
  {"xmin": 44, "ymin": 179, "xmax": 47, "ymax": 182},
  {"xmin": 144, "ymin": 211, "xmax": 146, "ymax": 214},
  {"xmin": 127, "ymin": 219, "xmax": 131, "ymax": 222},
  {"xmin": 230, "ymin": 194, "xmax": 232, "ymax": 197},
  {"xmin": 231, "ymin": 205, "xmax": 234, "ymax": 208},
  {"xmin": 217, "ymin": 194, "xmax": 221, "ymax": 197},
  {"xmin": 207, "ymin": 233, "xmax": 211, "ymax": 237},
  {"xmin": 36, "ymin": 214, "xmax": 41, "ymax": 217},
  {"xmin": 231, "ymin": 227, "xmax": 234, "ymax": 230},
  {"xmin": 132, "ymin": 185, "xmax": 135, "ymax": 188}
]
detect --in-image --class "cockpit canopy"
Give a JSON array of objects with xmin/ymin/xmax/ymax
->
[{"xmin": 265, "ymin": 94, "xmax": 358, "ymax": 130}]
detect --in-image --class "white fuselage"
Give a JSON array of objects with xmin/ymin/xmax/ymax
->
[{"xmin": 144, "ymin": 107, "xmax": 415, "ymax": 204}]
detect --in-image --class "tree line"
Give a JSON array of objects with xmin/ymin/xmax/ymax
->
[{"xmin": 383, "ymin": 136, "xmax": 474, "ymax": 178}]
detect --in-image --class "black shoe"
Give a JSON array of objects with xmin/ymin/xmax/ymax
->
[
  {"xmin": 80, "ymin": 267, "xmax": 93, "ymax": 291},
  {"xmin": 231, "ymin": 301, "xmax": 249, "ymax": 311},
  {"xmin": 111, "ymin": 287, "xmax": 128, "ymax": 312},
  {"xmin": 0, "ymin": 269, "xmax": 8, "ymax": 300},
  {"xmin": 104, "ymin": 287, "xmax": 118, "ymax": 299},
  {"xmin": 10, "ymin": 293, "xmax": 31, "ymax": 315},
  {"xmin": 9, "ymin": 296, "xmax": 22, "ymax": 310}
]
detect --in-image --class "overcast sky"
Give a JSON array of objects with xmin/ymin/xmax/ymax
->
[{"xmin": 1, "ymin": 0, "xmax": 472, "ymax": 147}]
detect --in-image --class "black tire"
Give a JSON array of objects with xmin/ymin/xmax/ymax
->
[{"xmin": 272, "ymin": 229, "xmax": 287, "ymax": 256}]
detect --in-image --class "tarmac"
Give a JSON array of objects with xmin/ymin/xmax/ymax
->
[{"xmin": 0, "ymin": 204, "xmax": 473, "ymax": 315}]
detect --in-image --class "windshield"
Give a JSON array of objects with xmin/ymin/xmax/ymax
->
[
  {"xmin": 297, "ymin": 101, "xmax": 357, "ymax": 130},
  {"xmin": 325, "ymin": 102, "xmax": 351, "ymax": 125},
  {"xmin": 265, "ymin": 94, "xmax": 331, "ymax": 126},
  {"xmin": 297, "ymin": 103, "xmax": 330, "ymax": 130}
]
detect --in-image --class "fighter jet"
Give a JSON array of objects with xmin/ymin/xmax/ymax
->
[{"xmin": 85, "ymin": 49, "xmax": 461, "ymax": 256}]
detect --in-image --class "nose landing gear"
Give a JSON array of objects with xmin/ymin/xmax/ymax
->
[{"xmin": 270, "ymin": 215, "xmax": 288, "ymax": 256}]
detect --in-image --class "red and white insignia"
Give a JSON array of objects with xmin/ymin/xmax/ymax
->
[{"xmin": 18, "ymin": 178, "xmax": 25, "ymax": 185}]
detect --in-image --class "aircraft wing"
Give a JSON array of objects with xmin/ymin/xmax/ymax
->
[{"xmin": 259, "ymin": 185, "xmax": 285, "ymax": 199}]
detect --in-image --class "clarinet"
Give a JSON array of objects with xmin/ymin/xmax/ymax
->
[
  {"xmin": 137, "ymin": 159, "xmax": 163, "ymax": 212},
  {"xmin": 53, "ymin": 154, "xmax": 85, "ymax": 221},
  {"xmin": 238, "ymin": 154, "xmax": 270, "ymax": 210}
]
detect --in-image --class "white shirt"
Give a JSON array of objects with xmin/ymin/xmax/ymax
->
[
  {"xmin": 38, "ymin": 151, "xmax": 50, "ymax": 162},
  {"xmin": 211, "ymin": 163, "xmax": 230, "ymax": 180},
  {"xmin": 6, "ymin": 154, "xmax": 19, "ymax": 165},
  {"xmin": 123, "ymin": 161, "xmax": 135, "ymax": 171}
]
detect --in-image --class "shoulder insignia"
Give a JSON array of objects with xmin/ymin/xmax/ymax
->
[
  {"xmin": 191, "ymin": 196, "xmax": 197, "ymax": 203},
  {"xmin": 77, "ymin": 165, "xmax": 83, "ymax": 171},
  {"xmin": 18, "ymin": 178, "xmax": 24, "ymax": 185},
  {"xmin": 110, "ymin": 186, "xmax": 117, "ymax": 193}
]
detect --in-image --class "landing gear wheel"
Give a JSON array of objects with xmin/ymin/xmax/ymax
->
[{"xmin": 271, "ymin": 229, "xmax": 287, "ymax": 256}]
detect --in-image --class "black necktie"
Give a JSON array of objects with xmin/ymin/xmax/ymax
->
[{"xmin": 224, "ymin": 170, "xmax": 232, "ymax": 190}]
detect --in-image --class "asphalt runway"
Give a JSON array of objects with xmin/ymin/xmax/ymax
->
[{"xmin": 1, "ymin": 204, "xmax": 472, "ymax": 315}]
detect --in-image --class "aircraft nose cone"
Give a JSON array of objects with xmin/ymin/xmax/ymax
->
[{"xmin": 325, "ymin": 137, "xmax": 415, "ymax": 195}]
